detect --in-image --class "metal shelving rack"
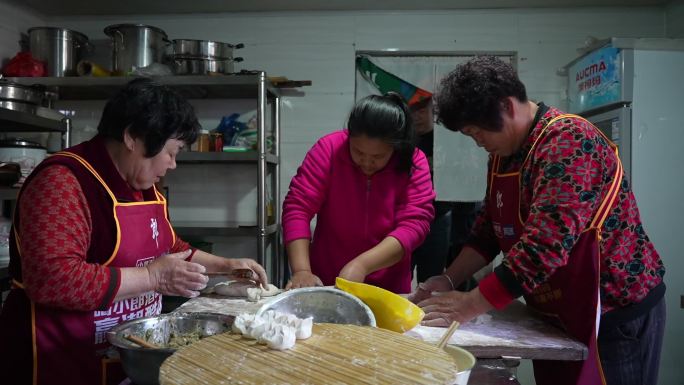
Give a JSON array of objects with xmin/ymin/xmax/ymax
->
[
  {"xmin": 0, "ymin": 102, "xmax": 70, "ymax": 294},
  {"xmin": 6, "ymin": 74, "xmax": 282, "ymax": 284},
  {"xmin": 0, "ymin": 107, "xmax": 70, "ymax": 200}
]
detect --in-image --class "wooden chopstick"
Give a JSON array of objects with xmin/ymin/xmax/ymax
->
[
  {"xmin": 436, "ymin": 320, "xmax": 460, "ymax": 349},
  {"xmin": 125, "ymin": 334, "xmax": 160, "ymax": 349}
]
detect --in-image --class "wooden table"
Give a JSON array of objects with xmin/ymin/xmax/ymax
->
[
  {"xmin": 173, "ymin": 295, "xmax": 592, "ymax": 384},
  {"xmin": 175, "ymin": 295, "xmax": 587, "ymax": 361}
]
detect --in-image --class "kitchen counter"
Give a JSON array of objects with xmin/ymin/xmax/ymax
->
[{"xmin": 174, "ymin": 295, "xmax": 587, "ymax": 361}]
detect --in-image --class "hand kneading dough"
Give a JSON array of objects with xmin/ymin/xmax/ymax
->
[{"xmin": 246, "ymin": 283, "xmax": 282, "ymax": 302}]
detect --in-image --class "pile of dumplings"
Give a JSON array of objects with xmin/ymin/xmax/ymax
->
[{"xmin": 232, "ymin": 310, "xmax": 313, "ymax": 350}]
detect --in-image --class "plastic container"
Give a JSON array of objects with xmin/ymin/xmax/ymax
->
[{"xmin": 335, "ymin": 277, "xmax": 425, "ymax": 332}]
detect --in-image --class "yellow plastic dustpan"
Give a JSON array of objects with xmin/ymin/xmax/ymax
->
[{"xmin": 335, "ymin": 277, "xmax": 424, "ymax": 332}]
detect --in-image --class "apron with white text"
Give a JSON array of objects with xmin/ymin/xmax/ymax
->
[
  {"xmin": 488, "ymin": 114, "xmax": 622, "ymax": 385},
  {"xmin": 8, "ymin": 152, "xmax": 175, "ymax": 385}
]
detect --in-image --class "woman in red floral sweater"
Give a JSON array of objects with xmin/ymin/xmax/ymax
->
[
  {"xmin": 0, "ymin": 78, "xmax": 267, "ymax": 385},
  {"xmin": 410, "ymin": 56, "xmax": 665, "ymax": 385}
]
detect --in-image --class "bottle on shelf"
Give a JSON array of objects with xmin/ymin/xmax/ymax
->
[{"xmin": 196, "ymin": 129, "xmax": 210, "ymax": 152}]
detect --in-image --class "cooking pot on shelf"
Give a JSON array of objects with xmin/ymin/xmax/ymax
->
[
  {"xmin": 171, "ymin": 39, "xmax": 243, "ymax": 60},
  {"xmin": 104, "ymin": 24, "xmax": 169, "ymax": 75},
  {"xmin": 0, "ymin": 162, "xmax": 21, "ymax": 187},
  {"xmin": 171, "ymin": 56, "xmax": 242, "ymax": 75},
  {"xmin": 0, "ymin": 139, "xmax": 47, "ymax": 184},
  {"xmin": 0, "ymin": 79, "xmax": 45, "ymax": 105},
  {"xmin": 28, "ymin": 27, "xmax": 90, "ymax": 77},
  {"xmin": 0, "ymin": 100, "xmax": 37, "ymax": 115}
]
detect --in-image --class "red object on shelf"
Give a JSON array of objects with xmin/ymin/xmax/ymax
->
[
  {"xmin": 212, "ymin": 133, "xmax": 224, "ymax": 152},
  {"xmin": 2, "ymin": 52, "xmax": 46, "ymax": 77}
]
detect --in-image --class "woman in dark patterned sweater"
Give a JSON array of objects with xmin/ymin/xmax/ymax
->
[{"xmin": 410, "ymin": 56, "xmax": 665, "ymax": 385}]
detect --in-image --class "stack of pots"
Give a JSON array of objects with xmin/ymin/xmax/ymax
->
[
  {"xmin": 0, "ymin": 79, "xmax": 46, "ymax": 115},
  {"xmin": 170, "ymin": 40, "xmax": 243, "ymax": 75},
  {"xmin": 28, "ymin": 27, "xmax": 90, "ymax": 77},
  {"xmin": 104, "ymin": 24, "xmax": 170, "ymax": 75}
]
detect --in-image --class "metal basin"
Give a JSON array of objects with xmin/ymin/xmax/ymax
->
[
  {"xmin": 106, "ymin": 312, "xmax": 234, "ymax": 385},
  {"xmin": 256, "ymin": 287, "xmax": 376, "ymax": 326},
  {"xmin": 444, "ymin": 345, "xmax": 476, "ymax": 385}
]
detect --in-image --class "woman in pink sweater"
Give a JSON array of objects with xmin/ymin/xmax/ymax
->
[{"xmin": 282, "ymin": 93, "xmax": 435, "ymax": 293}]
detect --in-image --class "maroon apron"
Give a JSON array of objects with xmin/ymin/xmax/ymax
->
[
  {"xmin": 488, "ymin": 114, "xmax": 622, "ymax": 385},
  {"xmin": 8, "ymin": 152, "xmax": 175, "ymax": 385}
]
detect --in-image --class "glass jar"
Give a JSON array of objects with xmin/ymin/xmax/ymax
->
[{"xmin": 197, "ymin": 129, "xmax": 210, "ymax": 152}]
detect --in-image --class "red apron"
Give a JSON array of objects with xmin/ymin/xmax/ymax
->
[
  {"xmin": 6, "ymin": 152, "xmax": 175, "ymax": 385},
  {"xmin": 488, "ymin": 114, "xmax": 622, "ymax": 385}
]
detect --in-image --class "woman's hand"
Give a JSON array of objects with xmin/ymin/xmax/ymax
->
[
  {"xmin": 223, "ymin": 258, "xmax": 269, "ymax": 287},
  {"xmin": 146, "ymin": 250, "xmax": 209, "ymax": 297},
  {"xmin": 338, "ymin": 260, "xmax": 369, "ymax": 283},
  {"xmin": 407, "ymin": 274, "xmax": 454, "ymax": 304},
  {"xmin": 416, "ymin": 288, "xmax": 493, "ymax": 327},
  {"xmin": 285, "ymin": 270, "xmax": 323, "ymax": 290}
]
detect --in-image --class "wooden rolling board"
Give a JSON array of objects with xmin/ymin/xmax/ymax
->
[{"xmin": 160, "ymin": 323, "xmax": 459, "ymax": 385}]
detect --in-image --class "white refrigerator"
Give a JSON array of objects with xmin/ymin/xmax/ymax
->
[{"xmin": 566, "ymin": 38, "xmax": 684, "ymax": 385}]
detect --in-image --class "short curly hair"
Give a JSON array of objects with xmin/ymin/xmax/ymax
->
[
  {"xmin": 97, "ymin": 78, "xmax": 200, "ymax": 157},
  {"xmin": 435, "ymin": 55, "xmax": 527, "ymax": 132}
]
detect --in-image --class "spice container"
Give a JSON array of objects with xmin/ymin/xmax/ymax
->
[
  {"xmin": 211, "ymin": 132, "xmax": 223, "ymax": 152},
  {"xmin": 197, "ymin": 129, "xmax": 210, "ymax": 152}
]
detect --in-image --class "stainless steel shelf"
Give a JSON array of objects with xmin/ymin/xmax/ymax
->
[
  {"xmin": 5, "ymin": 73, "xmax": 283, "ymax": 285},
  {"xmin": 177, "ymin": 151, "xmax": 278, "ymax": 164},
  {"xmin": 173, "ymin": 221, "xmax": 279, "ymax": 237},
  {"xmin": 0, "ymin": 107, "xmax": 67, "ymax": 133},
  {"xmin": 6, "ymin": 75, "xmax": 280, "ymax": 100}
]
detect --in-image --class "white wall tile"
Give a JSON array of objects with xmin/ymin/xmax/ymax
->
[
  {"xmin": 354, "ymin": 11, "xmax": 519, "ymax": 51},
  {"xmin": 666, "ymin": 0, "xmax": 684, "ymax": 38},
  {"xmin": 0, "ymin": 3, "xmax": 44, "ymax": 67}
]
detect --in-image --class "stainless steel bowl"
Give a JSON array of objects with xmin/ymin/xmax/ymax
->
[
  {"xmin": 256, "ymin": 287, "xmax": 377, "ymax": 326},
  {"xmin": 106, "ymin": 312, "xmax": 234, "ymax": 385}
]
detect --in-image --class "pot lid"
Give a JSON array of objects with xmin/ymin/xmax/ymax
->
[
  {"xmin": 104, "ymin": 24, "xmax": 168, "ymax": 38},
  {"xmin": 0, "ymin": 138, "xmax": 46, "ymax": 150},
  {"xmin": 171, "ymin": 39, "xmax": 242, "ymax": 48},
  {"xmin": 0, "ymin": 79, "xmax": 45, "ymax": 93}
]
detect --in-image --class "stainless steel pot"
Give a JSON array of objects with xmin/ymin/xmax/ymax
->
[
  {"xmin": 28, "ymin": 27, "xmax": 90, "ymax": 77},
  {"xmin": 0, "ymin": 80, "xmax": 44, "ymax": 105},
  {"xmin": 171, "ymin": 56, "xmax": 242, "ymax": 75},
  {"xmin": 104, "ymin": 24, "xmax": 169, "ymax": 75},
  {"xmin": 171, "ymin": 39, "xmax": 243, "ymax": 60},
  {"xmin": 0, "ymin": 100, "xmax": 37, "ymax": 115},
  {"xmin": 0, "ymin": 139, "xmax": 47, "ymax": 181}
]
